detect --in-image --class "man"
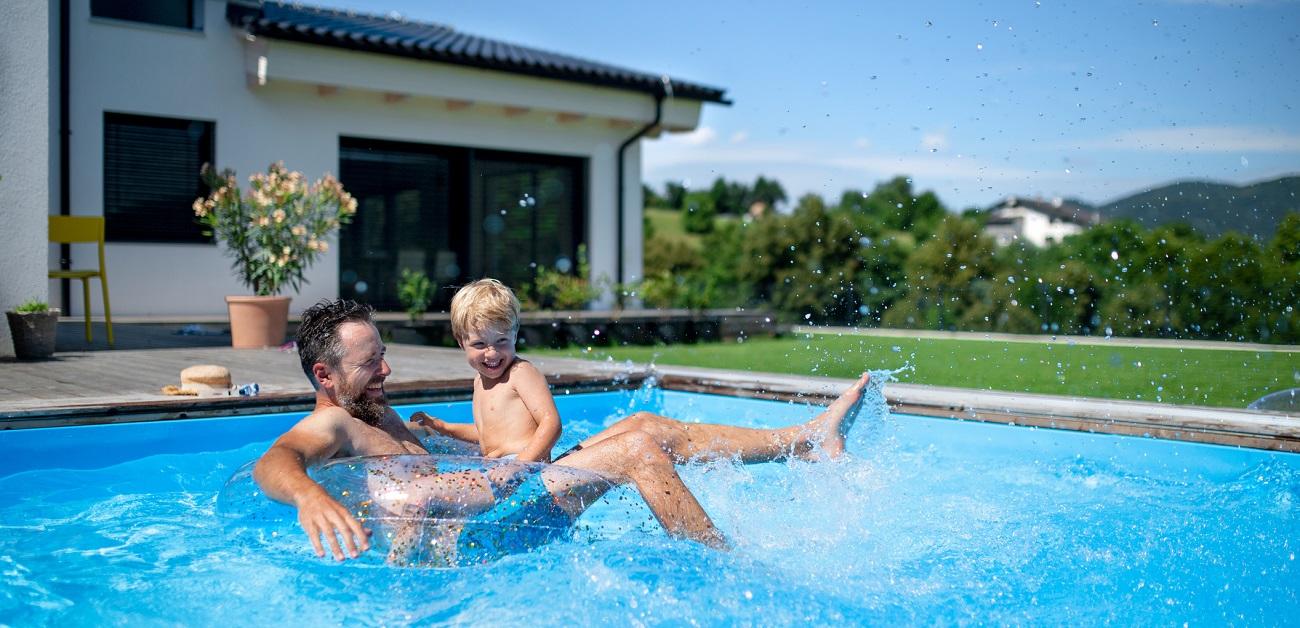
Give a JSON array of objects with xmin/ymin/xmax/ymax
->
[{"xmin": 254, "ymin": 299, "xmax": 872, "ymax": 561}]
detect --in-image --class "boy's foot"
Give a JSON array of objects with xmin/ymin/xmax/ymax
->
[{"xmin": 803, "ymin": 372, "xmax": 871, "ymax": 459}]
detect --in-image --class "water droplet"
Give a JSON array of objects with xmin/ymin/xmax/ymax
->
[
  {"xmin": 891, "ymin": 345, "xmax": 902, "ymax": 353},
  {"xmin": 976, "ymin": 43, "xmax": 984, "ymax": 50},
  {"xmin": 1240, "ymin": 156, "xmax": 1250, "ymax": 167},
  {"xmin": 1152, "ymin": 19, "xmax": 1159, "ymax": 26},
  {"xmin": 1110, "ymin": 250, "xmax": 1120, "ymax": 261}
]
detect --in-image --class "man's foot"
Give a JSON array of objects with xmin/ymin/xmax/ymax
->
[{"xmin": 801, "ymin": 372, "xmax": 871, "ymax": 459}]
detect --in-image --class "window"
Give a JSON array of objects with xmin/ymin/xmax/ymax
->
[
  {"xmin": 470, "ymin": 152, "xmax": 585, "ymax": 291},
  {"xmin": 90, "ymin": 0, "xmax": 202, "ymax": 31},
  {"xmin": 103, "ymin": 112, "xmax": 214, "ymax": 243},
  {"xmin": 338, "ymin": 137, "xmax": 586, "ymax": 310}
]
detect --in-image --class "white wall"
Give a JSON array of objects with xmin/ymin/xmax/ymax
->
[
  {"xmin": 986, "ymin": 207, "xmax": 1086, "ymax": 247},
  {"xmin": 62, "ymin": 0, "xmax": 701, "ymax": 315},
  {"xmin": 0, "ymin": 0, "xmax": 53, "ymax": 357}
]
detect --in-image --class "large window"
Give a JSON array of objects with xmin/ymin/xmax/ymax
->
[
  {"xmin": 339, "ymin": 137, "xmax": 586, "ymax": 310},
  {"xmin": 103, "ymin": 112, "xmax": 214, "ymax": 243},
  {"xmin": 471, "ymin": 153, "xmax": 584, "ymax": 290},
  {"xmin": 90, "ymin": 0, "xmax": 202, "ymax": 31}
]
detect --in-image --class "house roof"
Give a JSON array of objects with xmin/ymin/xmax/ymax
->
[
  {"xmin": 226, "ymin": 1, "xmax": 730, "ymax": 104},
  {"xmin": 989, "ymin": 196, "xmax": 1102, "ymax": 226}
]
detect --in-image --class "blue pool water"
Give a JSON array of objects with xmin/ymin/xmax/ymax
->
[{"xmin": 1, "ymin": 384, "xmax": 1297, "ymax": 624}]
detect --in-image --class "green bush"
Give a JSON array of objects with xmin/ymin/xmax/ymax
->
[
  {"xmin": 525, "ymin": 244, "xmax": 599, "ymax": 310},
  {"xmin": 681, "ymin": 191, "xmax": 717, "ymax": 234},
  {"xmin": 396, "ymin": 268, "xmax": 433, "ymax": 323}
]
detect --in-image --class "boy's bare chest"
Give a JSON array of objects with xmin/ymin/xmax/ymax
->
[{"xmin": 472, "ymin": 385, "xmax": 531, "ymax": 430}]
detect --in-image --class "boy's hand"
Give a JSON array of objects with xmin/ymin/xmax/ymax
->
[{"xmin": 411, "ymin": 411, "xmax": 443, "ymax": 433}]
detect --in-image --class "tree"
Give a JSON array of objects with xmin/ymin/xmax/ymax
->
[
  {"xmin": 883, "ymin": 216, "xmax": 998, "ymax": 330},
  {"xmin": 709, "ymin": 177, "xmax": 750, "ymax": 215},
  {"xmin": 642, "ymin": 183, "xmax": 665, "ymax": 209},
  {"xmin": 681, "ymin": 191, "xmax": 717, "ymax": 234},
  {"xmin": 750, "ymin": 176, "xmax": 787, "ymax": 212},
  {"xmin": 664, "ymin": 181, "xmax": 687, "ymax": 210},
  {"xmin": 1263, "ymin": 213, "xmax": 1300, "ymax": 342}
]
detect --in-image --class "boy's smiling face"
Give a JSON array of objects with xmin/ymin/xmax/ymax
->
[{"xmin": 459, "ymin": 324, "xmax": 517, "ymax": 381}]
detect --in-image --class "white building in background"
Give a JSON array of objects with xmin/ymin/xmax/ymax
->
[
  {"xmin": 1, "ymin": 0, "xmax": 728, "ymax": 354},
  {"xmin": 983, "ymin": 196, "xmax": 1102, "ymax": 247}
]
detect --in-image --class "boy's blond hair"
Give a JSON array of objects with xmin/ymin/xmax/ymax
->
[{"xmin": 449, "ymin": 278, "xmax": 521, "ymax": 341}]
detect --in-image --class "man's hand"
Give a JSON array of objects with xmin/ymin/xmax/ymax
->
[{"xmin": 295, "ymin": 488, "xmax": 371, "ymax": 560}]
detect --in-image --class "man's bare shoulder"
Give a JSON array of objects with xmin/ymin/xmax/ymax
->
[{"xmin": 299, "ymin": 405, "xmax": 355, "ymax": 427}]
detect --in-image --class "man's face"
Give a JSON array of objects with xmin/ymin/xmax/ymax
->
[
  {"xmin": 328, "ymin": 321, "xmax": 391, "ymax": 425},
  {"xmin": 458, "ymin": 325, "xmax": 517, "ymax": 381}
]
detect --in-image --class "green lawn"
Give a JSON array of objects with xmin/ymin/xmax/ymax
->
[
  {"xmin": 645, "ymin": 207, "xmax": 739, "ymax": 241},
  {"xmin": 531, "ymin": 334, "xmax": 1300, "ymax": 408}
]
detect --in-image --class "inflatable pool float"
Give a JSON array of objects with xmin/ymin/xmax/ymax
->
[{"xmin": 217, "ymin": 448, "xmax": 616, "ymax": 567}]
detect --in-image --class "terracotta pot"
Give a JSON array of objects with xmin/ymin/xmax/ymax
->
[
  {"xmin": 225, "ymin": 296, "xmax": 291, "ymax": 349},
  {"xmin": 6, "ymin": 309, "xmax": 60, "ymax": 360}
]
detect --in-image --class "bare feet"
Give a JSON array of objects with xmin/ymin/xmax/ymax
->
[{"xmin": 801, "ymin": 372, "xmax": 871, "ymax": 459}]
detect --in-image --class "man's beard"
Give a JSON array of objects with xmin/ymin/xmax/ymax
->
[{"xmin": 339, "ymin": 384, "xmax": 388, "ymax": 426}]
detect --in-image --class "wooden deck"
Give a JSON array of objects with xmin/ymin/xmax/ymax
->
[{"xmin": 0, "ymin": 342, "xmax": 635, "ymax": 426}]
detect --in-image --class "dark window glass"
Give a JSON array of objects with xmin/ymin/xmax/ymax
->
[
  {"xmin": 339, "ymin": 138, "xmax": 465, "ymax": 310},
  {"xmin": 103, "ymin": 112, "xmax": 213, "ymax": 243},
  {"xmin": 471, "ymin": 152, "xmax": 585, "ymax": 291},
  {"xmin": 338, "ymin": 137, "xmax": 586, "ymax": 311},
  {"xmin": 90, "ymin": 0, "xmax": 198, "ymax": 30}
]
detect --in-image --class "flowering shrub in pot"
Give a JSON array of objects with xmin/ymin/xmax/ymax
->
[{"xmin": 194, "ymin": 162, "xmax": 357, "ymax": 347}]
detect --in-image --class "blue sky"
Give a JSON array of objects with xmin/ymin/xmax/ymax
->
[{"xmin": 310, "ymin": 0, "xmax": 1299, "ymax": 210}]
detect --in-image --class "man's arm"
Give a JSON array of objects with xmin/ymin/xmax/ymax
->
[
  {"xmin": 411, "ymin": 411, "xmax": 481, "ymax": 443},
  {"xmin": 511, "ymin": 362, "xmax": 563, "ymax": 463},
  {"xmin": 253, "ymin": 414, "xmax": 371, "ymax": 560}
]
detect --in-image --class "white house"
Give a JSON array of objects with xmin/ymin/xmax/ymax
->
[
  {"xmin": 0, "ymin": 0, "xmax": 728, "ymax": 354},
  {"xmin": 983, "ymin": 196, "xmax": 1102, "ymax": 247}
]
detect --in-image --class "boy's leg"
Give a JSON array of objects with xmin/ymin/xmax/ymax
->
[
  {"xmin": 549, "ymin": 430, "xmax": 729, "ymax": 549},
  {"xmin": 577, "ymin": 372, "xmax": 872, "ymax": 463}
]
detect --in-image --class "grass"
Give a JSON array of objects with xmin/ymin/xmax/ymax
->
[
  {"xmin": 530, "ymin": 333, "xmax": 1300, "ymax": 408},
  {"xmin": 645, "ymin": 207, "xmax": 739, "ymax": 242}
]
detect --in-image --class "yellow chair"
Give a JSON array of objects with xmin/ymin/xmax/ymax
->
[{"xmin": 48, "ymin": 216, "xmax": 113, "ymax": 346}]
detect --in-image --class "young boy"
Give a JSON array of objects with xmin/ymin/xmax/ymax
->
[{"xmin": 411, "ymin": 278, "xmax": 562, "ymax": 463}]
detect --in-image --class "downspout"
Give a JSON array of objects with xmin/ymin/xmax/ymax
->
[
  {"xmin": 615, "ymin": 77, "xmax": 669, "ymax": 297},
  {"xmin": 59, "ymin": 0, "xmax": 71, "ymax": 311}
]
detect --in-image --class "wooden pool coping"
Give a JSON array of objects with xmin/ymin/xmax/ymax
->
[{"xmin": 2, "ymin": 363, "xmax": 1297, "ymax": 453}]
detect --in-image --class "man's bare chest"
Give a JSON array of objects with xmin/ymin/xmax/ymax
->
[{"xmin": 345, "ymin": 421, "xmax": 426, "ymax": 457}]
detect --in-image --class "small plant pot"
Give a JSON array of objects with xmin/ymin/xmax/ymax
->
[
  {"xmin": 7, "ymin": 309, "xmax": 60, "ymax": 360},
  {"xmin": 226, "ymin": 296, "xmax": 291, "ymax": 349}
]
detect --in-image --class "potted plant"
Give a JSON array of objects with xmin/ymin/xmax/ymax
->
[
  {"xmin": 194, "ymin": 162, "xmax": 357, "ymax": 348},
  {"xmin": 6, "ymin": 299, "xmax": 60, "ymax": 360}
]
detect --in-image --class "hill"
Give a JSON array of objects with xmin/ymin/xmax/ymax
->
[{"xmin": 1100, "ymin": 175, "xmax": 1300, "ymax": 240}]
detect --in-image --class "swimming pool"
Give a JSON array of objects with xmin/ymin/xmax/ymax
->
[{"xmin": 2, "ymin": 384, "xmax": 1296, "ymax": 624}]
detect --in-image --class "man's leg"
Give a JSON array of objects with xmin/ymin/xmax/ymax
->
[
  {"xmin": 577, "ymin": 372, "xmax": 872, "ymax": 463},
  {"xmin": 546, "ymin": 430, "xmax": 729, "ymax": 549}
]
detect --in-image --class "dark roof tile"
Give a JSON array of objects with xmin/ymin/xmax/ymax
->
[{"xmin": 227, "ymin": 1, "xmax": 729, "ymax": 104}]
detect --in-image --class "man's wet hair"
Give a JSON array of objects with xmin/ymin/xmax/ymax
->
[{"xmin": 296, "ymin": 299, "xmax": 375, "ymax": 388}]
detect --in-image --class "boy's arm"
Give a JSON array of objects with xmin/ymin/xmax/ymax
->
[
  {"xmin": 410, "ymin": 411, "xmax": 480, "ymax": 443},
  {"xmin": 511, "ymin": 362, "xmax": 563, "ymax": 463}
]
